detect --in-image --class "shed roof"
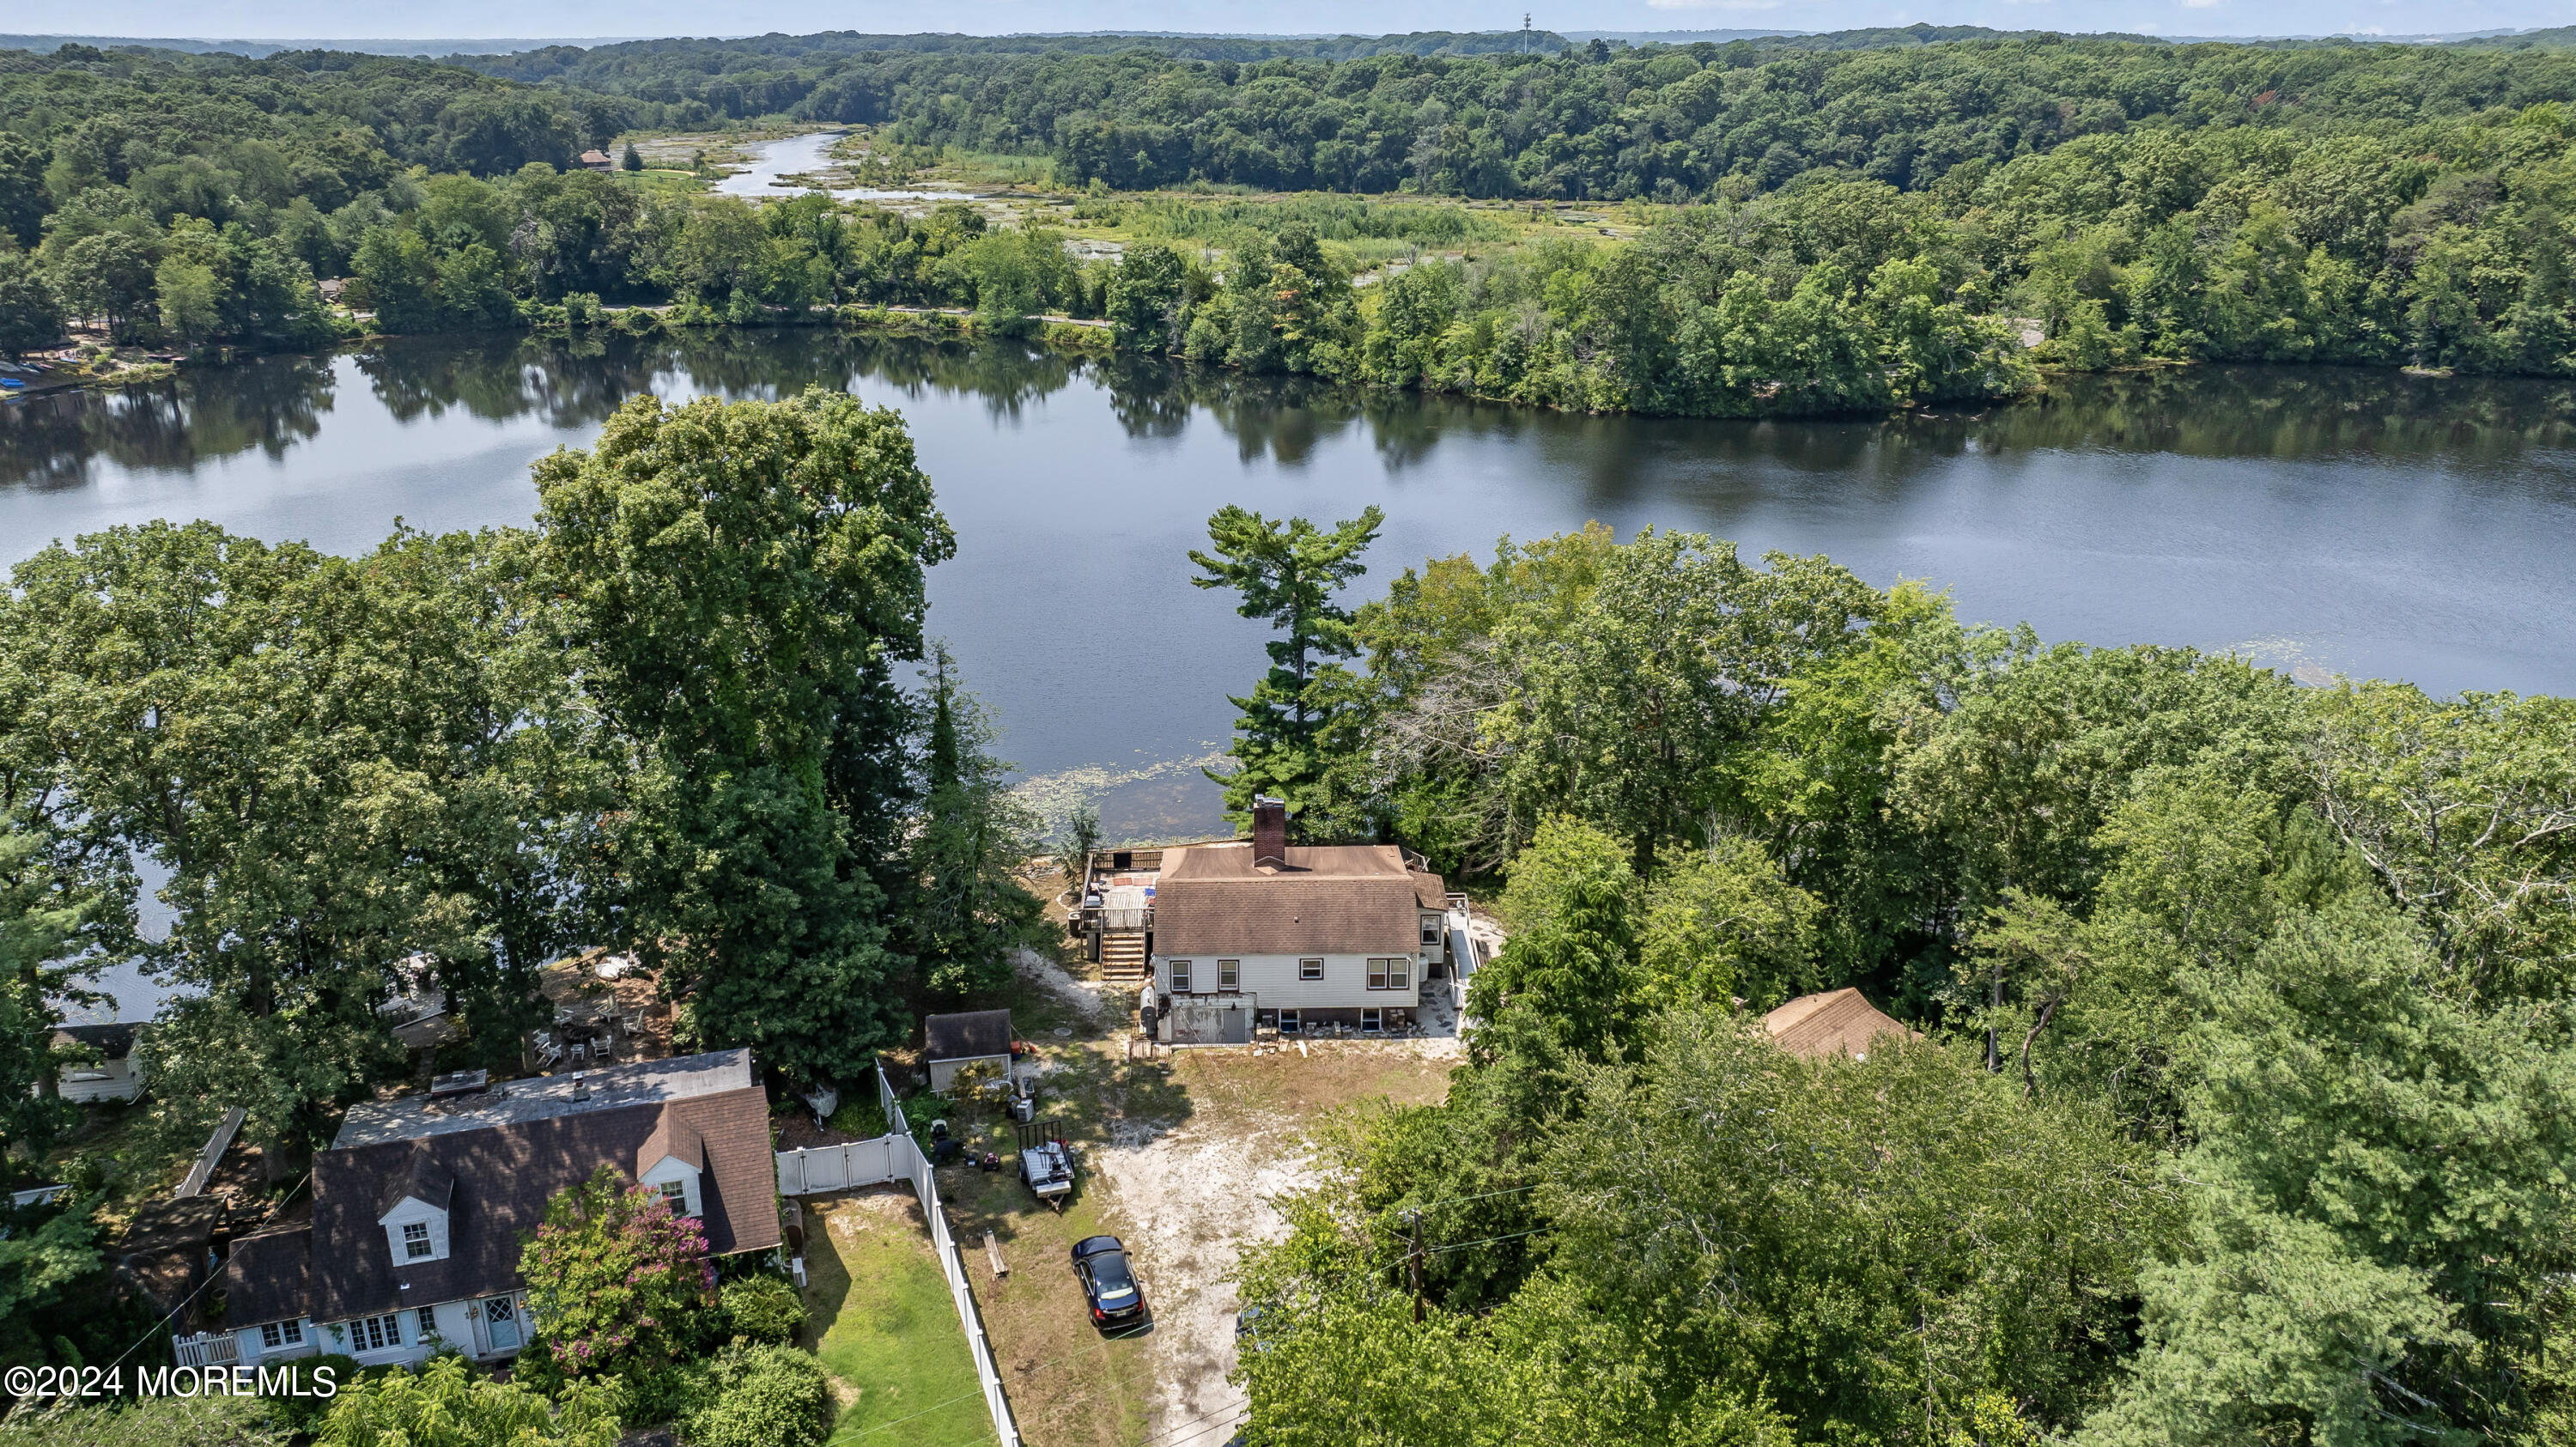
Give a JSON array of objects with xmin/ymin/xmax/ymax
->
[
  {"xmin": 1763, "ymin": 988, "xmax": 1918, "ymax": 1061},
  {"xmin": 1153, "ymin": 843, "xmax": 1443, "ymax": 958},
  {"xmin": 925, "ymin": 1009, "xmax": 1013, "ymax": 1063}
]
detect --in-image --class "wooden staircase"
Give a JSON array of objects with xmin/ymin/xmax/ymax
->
[{"xmin": 1099, "ymin": 932, "xmax": 1150, "ymax": 987}]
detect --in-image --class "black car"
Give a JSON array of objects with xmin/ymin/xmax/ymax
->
[{"xmin": 1071, "ymin": 1235, "xmax": 1149, "ymax": 1333}]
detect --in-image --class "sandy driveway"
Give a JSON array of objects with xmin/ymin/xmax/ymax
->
[{"xmin": 1007, "ymin": 950, "xmax": 1467, "ymax": 1447}]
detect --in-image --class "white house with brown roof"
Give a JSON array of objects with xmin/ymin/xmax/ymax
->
[{"xmin": 1147, "ymin": 799, "xmax": 1461, "ymax": 1042}]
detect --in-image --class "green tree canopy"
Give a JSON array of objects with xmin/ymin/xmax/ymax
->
[
  {"xmin": 1189, "ymin": 503, "xmax": 1384, "ymax": 832},
  {"xmin": 534, "ymin": 387, "xmax": 952, "ymax": 1084}
]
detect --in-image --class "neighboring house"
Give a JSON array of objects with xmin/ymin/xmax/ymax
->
[
  {"xmin": 1764, "ymin": 988, "xmax": 1918, "ymax": 1061},
  {"xmin": 923, "ymin": 1010, "xmax": 1014, "ymax": 1092},
  {"xmin": 208, "ymin": 1049, "xmax": 779, "ymax": 1370},
  {"xmin": 578, "ymin": 149, "xmax": 616, "ymax": 171},
  {"xmin": 52, "ymin": 1023, "xmax": 144, "ymax": 1103},
  {"xmin": 1149, "ymin": 798, "xmax": 1461, "ymax": 1042}
]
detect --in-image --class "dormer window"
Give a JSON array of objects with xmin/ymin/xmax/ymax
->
[
  {"xmin": 636, "ymin": 1107, "xmax": 707, "ymax": 1220},
  {"xmin": 378, "ymin": 1149, "xmax": 457, "ymax": 1268}
]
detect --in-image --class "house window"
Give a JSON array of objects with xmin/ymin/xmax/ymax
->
[
  {"xmin": 417, "ymin": 1307, "xmax": 440, "ymax": 1341},
  {"xmin": 352, "ymin": 1313, "xmax": 403, "ymax": 1353},
  {"xmin": 1277, "ymin": 1010, "xmax": 1301, "ymax": 1034},
  {"xmin": 1388, "ymin": 958, "xmax": 1410, "ymax": 991},
  {"xmin": 259, "ymin": 1320, "xmax": 303, "ymax": 1351},
  {"xmin": 658, "ymin": 1179, "xmax": 689, "ymax": 1214},
  {"xmin": 1218, "ymin": 959, "xmax": 1238, "ymax": 990},
  {"xmin": 403, "ymin": 1221, "xmax": 434, "ymax": 1259},
  {"xmin": 1169, "ymin": 960, "xmax": 1191, "ymax": 994},
  {"xmin": 1362, "ymin": 1007, "xmax": 1382, "ymax": 1034},
  {"xmin": 1422, "ymin": 919, "xmax": 1442, "ymax": 945},
  {"xmin": 1298, "ymin": 958, "xmax": 1323, "ymax": 982}
]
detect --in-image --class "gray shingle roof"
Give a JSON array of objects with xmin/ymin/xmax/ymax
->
[
  {"xmin": 301, "ymin": 1049, "xmax": 777, "ymax": 1323},
  {"xmin": 223, "ymin": 1224, "xmax": 313, "ymax": 1328},
  {"xmin": 331, "ymin": 1049, "xmax": 756, "ymax": 1148},
  {"xmin": 924, "ymin": 1010, "xmax": 1012, "ymax": 1062}
]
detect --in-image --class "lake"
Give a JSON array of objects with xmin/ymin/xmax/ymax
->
[{"xmin": 9, "ymin": 329, "xmax": 2576, "ymax": 859}]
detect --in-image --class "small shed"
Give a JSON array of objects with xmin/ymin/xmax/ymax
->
[
  {"xmin": 923, "ymin": 1009, "xmax": 1013, "ymax": 1092},
  {"xmin": 578, "ymin": 149, "xmax": 616, "ymax": 171},
  {"xmin": 54, "ymin": 1023, "xmax": 145, "ymax": 1103},
  {"xmin": 1764, "ymin": 988, "xmax": 1917, "ymax": 1061}
]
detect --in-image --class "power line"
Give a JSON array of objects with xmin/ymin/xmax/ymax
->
[{"xmin": 103, "ymin": 1171, "xmax": 313, "ymax": 1373}]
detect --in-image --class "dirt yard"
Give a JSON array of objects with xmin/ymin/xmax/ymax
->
[{"xmin": 954, "ymin": 951, "xmax": 1462, "ymax": 1447}]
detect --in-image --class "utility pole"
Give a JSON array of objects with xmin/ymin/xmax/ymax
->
[
  {"xmin": 1522, "ymin": 12, "xmax": 1533, "ymax": 53},
  {"xmin": 1408, "ymin": 1210, "xmax": 1426, "ymax": 1323}
]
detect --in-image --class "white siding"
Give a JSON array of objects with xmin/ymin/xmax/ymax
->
[
  {"xmin": 422, "ymin": 1298, "xmax": 479, "ymax": 1354},
  {"xmin": 1152, "ymin": 951, "xmax": 1422, "ymax": 1012},
  {"xmin": 927, "ymin": 1054, "xmax": 1009, "ymax": 1093},
  {"xmin": 57, "ymin": 1057, "xmax": 143, "ymax": 1103},
  {"xmin": 640, "ymin": 1154, "xmax": 704, "ymax": 1219},
  {"xmin": 379, "ymin": 1195, "xmax": 450, "ymax": 1267},
  {"xmin": 325, "ymin": 1310, "xmax": 428, "ymax": 1366},
  {"xmin": 231, "ymin": 1316, "xmax": 316, "ymax": 1363}
]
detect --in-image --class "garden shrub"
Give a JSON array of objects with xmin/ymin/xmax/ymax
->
[{"xmin": 679, "ymin": 1345, "xmax": 833, "ymax": 1447}]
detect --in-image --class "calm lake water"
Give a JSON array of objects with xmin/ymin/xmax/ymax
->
[{"xmin": 9, "ymin": 330, "xmax": 2576, "ymax": 863}]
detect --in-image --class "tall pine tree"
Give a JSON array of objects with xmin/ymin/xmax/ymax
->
[{"xmin": 1189, "ymin": 505, "xmax": 1382, "ymax": 836}]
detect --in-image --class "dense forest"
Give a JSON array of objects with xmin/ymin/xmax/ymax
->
[
  {"xmin": 1184, "ymin": 512, "xmax": 2576, "ymax": 1446},
  {"xmin": 6, "ymin": 31, "xmax": 2576, "ymax": 408},
  {"xmin": 445, "ymin": 31, "xmax": 2576, "ymax": 191}
]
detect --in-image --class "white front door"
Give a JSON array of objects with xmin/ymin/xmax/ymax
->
[{"xmin": 483, "ymin": 1297, "xmax": 522, "ymax": 1353}]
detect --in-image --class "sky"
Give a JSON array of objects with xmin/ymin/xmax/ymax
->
[{"xmin": 17, "ymin": 0, "xmax": 2570, "ymax": 46}]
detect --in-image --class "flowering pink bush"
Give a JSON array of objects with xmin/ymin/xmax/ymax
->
[{"xmin": 518, "ymin": 1165, "xmax": 717, "ymax": 1380}]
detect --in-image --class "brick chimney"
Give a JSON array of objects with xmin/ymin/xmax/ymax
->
[{"xmin": 1252, "ymin": 795, "xmax": 1288, "ymax": 871}]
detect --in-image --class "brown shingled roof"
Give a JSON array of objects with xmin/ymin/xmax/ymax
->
[
  {"xmin": 1154, "ymin": 844, "xmax": 1443, "ymax": 957},
  {"xmin": 307, "ymin": 1049, "xmax": 776, "ymax": 1323},
  {"xmin": 1764, "ymin": 988, "xmax": 1918, "ymax": 1061},
  {"xmin": 638, "ymin": 1108, "xmax": 706, "ymax": 1174}
]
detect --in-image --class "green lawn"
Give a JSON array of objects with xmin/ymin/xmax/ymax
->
[{"xmin": 804, "ymin": 1192, "xmax": 993, "ymax": 1447}]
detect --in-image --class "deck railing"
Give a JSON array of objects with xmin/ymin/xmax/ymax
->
[{"xmin": 172, "ymin": 1330, "xmax": 240, "ymax": 1367}]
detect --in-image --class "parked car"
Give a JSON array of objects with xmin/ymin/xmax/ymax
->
[{"xmin": 1070, "ymin": 1234, "xmax": 1148, "ymax": 1333}]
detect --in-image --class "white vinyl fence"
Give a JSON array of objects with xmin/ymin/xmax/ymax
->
[
  {"xmin": 777, "ymin": 1064, "xmax": 1021, "ymax": 1447},
  {"xmin": 773, "ymin": 1133, "xmax": 906, "ymax": 1195}
]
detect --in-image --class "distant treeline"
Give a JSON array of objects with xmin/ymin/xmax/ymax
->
[
  {"xmin": 7, "ymin": 33, "xmax": 2576, "ymax": 398},
  {"xmin": 445, "ymin": 33, "xmax": 2576, "ymax": 198},
  {"xmin": 453, "ymin": 30, "xmax": 1579, "ymax": 73}
]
